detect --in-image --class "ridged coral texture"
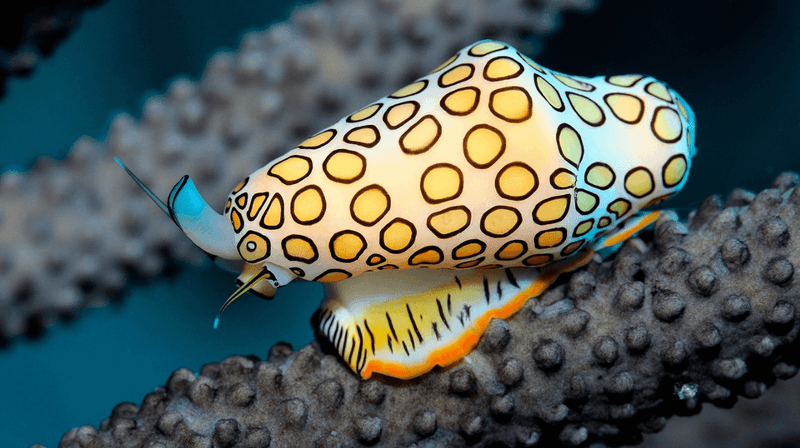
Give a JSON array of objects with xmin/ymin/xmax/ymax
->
[
  {"xmin": 0, "ymin": 0, "xmax": 594, "ymax": 344},
  {"xmin": 55, "ymin": 172, "xmax": 800, "ymax": 447}
]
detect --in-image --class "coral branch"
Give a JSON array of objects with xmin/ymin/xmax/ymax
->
[{"xmin": 57, "ymin": 173, "xmax": 799, "ymax": 447}]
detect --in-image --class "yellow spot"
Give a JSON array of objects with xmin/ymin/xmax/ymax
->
[
  {"xmin": 520, "ymin": 54, "xmax": 545, "ymax": 73},
  {"xmin": 344, "ymin": 125, "xmax": 379, "ymax": 147},
  {"xmin": 604, "ymin": 93, "xmax": 643, "ymax": 124},
  {"xmin": 268, "ymin": 156, "xmax": 312, "ymax": 185},
  {"xmin": 551, "ymin": 169, "xmax": 576, "ymax": 189},
  {"xmin": 427, "ymin": 206, "xmax": 470, "ymax": 238},
  {"xmin": 439, "ymin": 64, "xmax": 474, "ymax": 86},
  {"xmin": 607, "ymin": 199, "xmax": 630, "ymax": 218},
  {"xmin": 231, "ymin": 209, "xmax": 243, "ymax": 232},
  {"xmin": 535, "ymin": 229, "xmax": 566, "ymax": 248},
  {"xmin": 409, "ymin": 247, "xmax": 443, "ymax": 265},
  {"xmin": 430, "ymin": 54, "xmax": 457, "ymax": 73},
  {"xmin": 315, "ymin": 269, "xmax": 351, "ymax": 283},
  {"xmin": 573, "ymin": 219, "xmax": 593, "ymax": 236},
  {"xmin": 463, "ymin": 125, "xmax": 505, "ymax": 168},
  {"xmin": 576, "ymin": 190, "xmax": 598, "ymax": 214},
  {"xmin": 238, "ymin": 231, "xmax": 270, "ymax": 262},
  {"xmin": 291, "ymin": 186, "xmax": 325, "ymax": 224},
  {"xmin": 331, "ymin": 231, "xmax": 366, "ymax": 262},
  {"xmin": 625, "ymin": 168, "xmax": 655, "ymax": 198},
  {"xmin": 652, "ymin": 107, "xmax": 682, "ymax": 143},
  {"xmin": 489, "ymin": 87, "xmax": 532, "ymax": 122},
  {"xmin": 390, "ymin": 80, "xmax": 427, "ymax": 98},
  {"xmin": 348, "ymin": 103, "xmax": 381, "ymax": 122},
  {"xmin": 484, "ymin": 57, "xmax": 523, "ymax": 81},
  {"xmin": 496, "ymin": 163, "xmax": 537, "ymax": 200},
  {"xmin": 400, "ymin": 115, "xmax": 441, "ymax": 154},
  {"xmin": 380, "ymin": 219, "xmax": 415, "ymax": 253},
  {"xmin": 247, "ymin": 193, "xmax": 268, "ymax": 220},
  {"xmin": 378, "ymin": 264, "xmax": 398, "ymax": 270},
  {"xmin": 235, "ymin": 194, "xmax": 247, "ymax": 209},
  {"xmin": 687, "ymin": 128, "xmax": 692, "ymax": 149},
  {"xmin": 534, "ymin": 195, "xmax": 570, "ymax": 224},
  {"xmin": 453, "ymin": 240, "xmax": 485, "ymax": 259},
  {"xmin": 324, "ymin": 150, "xmax": 366, "ymax": 184},
  {"xmin": 606, "ymin": 74, "xmax": 643, "ymax": 87},
  {"xmin": 260, "ymin": 194, "xmax": 283, "ymax": 229},
  {"xmin": 441, "ymin": 87, "xmax": 479, "ymax": 116},
  {"xmin": 481, "ymin": 207, "xmax": 520, "ymax": 237},
  {"xmin": 469, "ymin": 41, "xmax": 506, "ymax": 56},
  {"xmin": 299, "ymin": 129, "xmax": 335, "ymax": 149},
  {"xmin": 524, "ymin": 254, "xmax": 552, "ymax": 266},
  {"xmin": 367, "ymin": 254, "xmax": 385, "ymax": 266},
  {"xmin": 232, "ymin": 178, "xmax": 248, "ymax": 194},
  {"xmin": 557, "ymin": 124, "xmax": 583, "ymax": 168},
  {"xmin": 351, "ymin": 185, "xmax": 390, "ymax": 226},
  {"xmin": 586, "ymin": 163, "xmax": 615, "ymax": 189},
  {"xmin": 677, "ymin": 97, "xmax": 690, "ymax": 120},
  {"xmin": 552, "ymin": 72, "xmax": 594, "ymax": 91},
  {"xmin": 421, "ymin": 164, "xmax": 462, "ymax": 204},
  {"xmin": 535, "ymin": 75, "xmax": 563, "ymax": 111},
  {"xmin": 384, "ymin": 101, "xmax": 419, "ymax": 129},
  {"xmin": 663, "ymin": 155, "xmax": 687, "ymax": 187},
  {"xmin": 225, "ymin": 198, "xmax": 232, "ymax": 211},
  {"xmin": 455, "ymin": 258, "xmax": 483, "ymax": 269},
  {"xmin": 598, "ymin": 217, "xmax": 612, "ymax": 228},
  {"xmin": 283, "ymin": 236, "xmax": 317, "ymax": 263},
  {"xmin": 561, "ymin": 240, "xmax": 583, "ymax": 256},
  {"xmin": 646, "ymin": 82, "xmax": 672, "ymax": 102},
  {"xmin": 567, "ymin": 93, "xmax": 604, "ymax": 126},
  {"xmin": 495, "ymin": 241, "xmax": 526, "ymax": 260}
]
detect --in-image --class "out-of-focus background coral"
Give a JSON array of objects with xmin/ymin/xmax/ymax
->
[{"xmin": 1, "ymin": 0, "xmax": 799, "ymax": 447}]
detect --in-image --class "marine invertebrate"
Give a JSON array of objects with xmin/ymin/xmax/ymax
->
[
  {"xmin": 117, "ymin": 39, "xmax": 695, "ymax": 379},
  {"xmin": 57, "ymin": 173, "xmax": 800, "ymax": 447}
]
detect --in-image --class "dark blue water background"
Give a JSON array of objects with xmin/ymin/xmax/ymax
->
[{"xmin": 0, "ymin": 0, "xmax": 798, "ymax": 446}]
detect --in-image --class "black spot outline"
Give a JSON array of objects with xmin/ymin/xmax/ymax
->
[
  {"xmin": 494, "ymin": 240, "xmax": 528, "ymax": 261},
  {"xmin": 645, "ymin": 81, "xmax": 674, "ymax": 103},
  {"xmin": 426, "ymin": 206, "xmax": 471, "ymax": 239},
  {"xmin": 290, "ymin": 185, "xmax": 326, "ymax": 225},
  {"xmin": 281, "ymin": 234, "xmax": 319, "ymax": 264},
  {"xmin": 378, "ymin": 264, "xmax": 399, "ymax": 270},
  {"xmin": 551, "ymin": 72, "xmax": 596, "ymax": 92},
  {"xmin": 463, "ymin": 123, "xmax": 506, "ymax": 169},
  {"xmin": 605, "ymin": 74, "xmax": 644, "ymax": 88},
  {"xmin": 399, "ymin": 114, "xmax": 442, "ymax": 155},
  {"xmin": 645, "ymin": 193, "xmax": 673, "ymax": 208},
  {"xmin": 267, "ymin": 155, "xmax": 313, "ymax": 185},
  {"xmin": 534, "ymin": 227, "xmax": 567, "ymax": 249},
  {"xmin": 259, "ymin": 193, "xmax": 284, "ymax": 230},
  {"xmin": 483, "ymin": 56, "xmax": 523, "ymax": 81},
  {"xmin": 235, "ymin": 192, "xmax": 248, "ymax": 209},
  {"xmin": 489, "ymin": 86, "xmax": 533, "ymax": 123},
  {"xmin": 468, "ymin": 41, "xmax": 507, "ymax": 57},
  {"xmin": 517, "ymin": 51, "xmax": 545, "ymax": 73},
  {"xmin": 247, "ymin": 192, "xmax": 268, "ymax": 221},
  {"xmin": 379, "ymin": 218, "xmax": 417, "ymax": 253},
  {"xmin": 452, "ymin": 239, "xmax": 487, "ymax": 260},
  {"xmin": 231, "ymin": 176, "xmax": 249, "ymax": 194},
  {"xmin": 534, "ymin": 74, "xmax": 565, "ymax": 112},
  {"xmin": 420, "ymin": 163, "xmax": 464, "ymax": 204},
  {"xmin": 237, "ymin": 230, "xmax": 271, "ymax": 263},
  {"xmin": 603, "ymin": 92, "xmax": 645, "ymax": 124},
  {"xmin": 366, "ymin": 254, "xmax": 386, "ymax": 266},
  {"xmin": 290, "ymin": 267, "xmax": 305, "ymax": 277},
  {"xmin": 556, "ymin": 123, "xmax": 583, "ymax": 169},
  {"xmin": 323, "ymin": 149, "xmax": 367, "ymax": 184},
  {"xmin": 532, "ymin": 194, "xmax": 572, "ymax": 225},
  {"xmin": 560, "ymin": 239, "xmax": 585, "ymax": 257},
  {"xmin": 346, "ymin": 102, "xmax": 383, "ymax": 123},
  {"xmin": 575, "ymin": 188, "xmax": 599, "ymax": 215},
  {"xmin": 329, "ymin": 230, "xmax": 367, "ymax": 263},
  {"xmin": 597, "ymin": 216, "xmax": 612, "ymax": 228},
  {"xmin": 455, "ymin": 257, "xmax": 485, "ymax": 269},
  {"xmin": 522, "ymin": 253, "xmax": 553, "ymax": 266},
  {"xmin": 230, "ymin": 209, "xmax": 244, "ymax": 233},
  {"xmin": 437, "ymin": 63, "xmax": 475, "ymax": 88},
  {"xmin": 585, "ymin": 162, "xmax": 617, "ymax": 190},
  {"xmin": 650, "ymin": 106, "xmax": 683, "ymax": 143},
  {"xmin": 430, "ymin": 54, "xmax": 458, "ymax": 73},
  {"xmin": 298, "ymin": 129, "xmax": 336, "ymax": 149},
  {"xmin": 408, "ymin": 246, "xmax": 444, "ymax": 266},
  {"xmin": 350, "ymin": 184, "xmax": 391, "ymax": 227},
  {"xmin": 383, "ymin": 101, "xmax": 420, "ymax": 130},
  {"xmin": 573, "ymin": 218, "xmax": 594, "ymax": 237},
  {"xmin": 480, "ymin": 206, "xmax": 522, "ymax": 238},
  {"xmin": 495, "ymin": 161, "xmax": 538, "ymax": 200},
  {"xmin": 440, "ymin": 86, "xmax": 480, "ymax": 116},
  {"xmin": 566, "ymin": 92, "xmax": 606, "ymax": 127},
  {"xmin": 224, "ymin": 198, "xmax": 232, "ymax": 213},
  {"xmin": 313, "ymin": 269, "xmax": 353, "ymax": 282},
  {"xmin": 389, "ymin": 79, "xmax": 429, "ymax": 99},
  {"xmin": 662, "ymin": 154, "xmax": 689, "ymax": 187},
  {"xmin": 607, "ymin": 199, "xmax": 631, "ymax": 219},
  {"xmin": 343, "ymin": 124, "xmax": 381, "ymax": 148},
  {"xmin": 549, "ymin": 167, "xmax": 576, "ymax": 190},
  {"xmin": 624, "ymin": 167, "xmax": 656, "ymax": 198}
]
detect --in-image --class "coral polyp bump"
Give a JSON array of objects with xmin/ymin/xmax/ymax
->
[{"xmin": 117, "ymin": 40, "xmax": 696, "ymax": 380}]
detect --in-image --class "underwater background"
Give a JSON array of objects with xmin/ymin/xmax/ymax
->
[{"xmin": 0, "ymin": 0, "xmax": 798, "ymax": 446}]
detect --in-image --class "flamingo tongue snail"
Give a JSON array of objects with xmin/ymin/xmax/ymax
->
[{"xmin": 117, "ymin": 40, "xmax": 696, "ymax": 380}]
